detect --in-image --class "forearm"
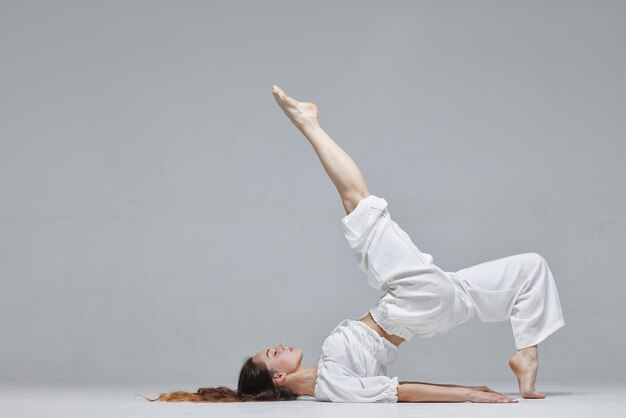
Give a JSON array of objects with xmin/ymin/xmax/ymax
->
[
  {"xmin": 399, "ymin": 380, "xmax": 466, "ymax": 388},
  {"xmin": 396, "ymin": 383, "xmax": 471, "ymax": 403}
]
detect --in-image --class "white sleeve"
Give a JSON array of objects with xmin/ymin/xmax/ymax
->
[{"xmin": 315, "ymin": 363, "xmax": 399, "ymax": 403}]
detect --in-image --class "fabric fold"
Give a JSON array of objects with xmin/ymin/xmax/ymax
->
[{"xmin": 313, "ymin": 319, "xmax": 400, "ymax": 402}]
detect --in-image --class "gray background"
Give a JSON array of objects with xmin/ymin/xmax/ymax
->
[{"xmin": 1, "ymin": 0, "xmax": 624, "ymax": 388}]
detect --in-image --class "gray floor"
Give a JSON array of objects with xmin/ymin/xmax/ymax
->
[{"xmin": 1, "ymin": 381, "xmax": 624, "ymax": 418}]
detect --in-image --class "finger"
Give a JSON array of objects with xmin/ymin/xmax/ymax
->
[{"xmin": 497, "ymin": 398, "xmax": 516, "ymax": 403}]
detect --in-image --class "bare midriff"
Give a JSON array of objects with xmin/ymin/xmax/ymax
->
[{"xmin": 359, "ymin": 312, "xmax": 405, "ymax": 347}]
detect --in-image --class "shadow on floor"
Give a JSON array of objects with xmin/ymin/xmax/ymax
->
[{"xmin": 503, "ymin": 391, "xmax": 577, "ymax": 397}]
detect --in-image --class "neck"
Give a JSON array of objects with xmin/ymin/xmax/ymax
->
[{"xmin": 282, "ymin": 367, "xmax": 317, "ymax": 396}]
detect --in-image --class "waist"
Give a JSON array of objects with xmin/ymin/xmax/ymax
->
[{"xmin": 358, "ymin": 312, "xmax": 405, "ymax": 346}]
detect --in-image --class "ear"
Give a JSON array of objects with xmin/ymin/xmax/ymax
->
[{"xmin": 273, "ymin": 372, "xmax": 287, "ymax": 385}]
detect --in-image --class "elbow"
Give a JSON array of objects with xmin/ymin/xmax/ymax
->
[{"xmin": 396, "ymin": 385, "xmax": 408, "ymax": 402}]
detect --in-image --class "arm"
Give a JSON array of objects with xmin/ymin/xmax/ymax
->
[
  {"xmin": 399, "ymin": 380, "xmax": 507, "ymax": 394},
  {"xmin": 315, "ymin": 363, "xmax": 398, "ymax": 403},
  {"xmin": 400, "ymin": 380, "xmax": 465, "ymax": 388},
  {"xmin": 397, "ymin": 383, "xmax": 471, "ymax": 403},
  {"xmin": 397, "ymin": 383, "xmax": 519, "ymax": 403}
]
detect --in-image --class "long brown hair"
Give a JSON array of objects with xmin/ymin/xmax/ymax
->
[{"xmin": 138, "ymin": 357, "xmax": 299, "ymax": 403}]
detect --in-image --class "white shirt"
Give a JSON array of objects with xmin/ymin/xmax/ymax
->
[{"xmin": 303, "ymin": 318, "xmax": 400, "ymax": 402}]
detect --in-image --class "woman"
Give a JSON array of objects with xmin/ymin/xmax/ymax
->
[{"xmin": 144, "ymin": 85, "xmax": 565, "ymax": 404}]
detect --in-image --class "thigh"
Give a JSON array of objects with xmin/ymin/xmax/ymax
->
[
  {"xmin": 454, "ymin": 253, "xmax": 541, "ymax": 322},
  {"xmin": 455, "ymin": 253, "xmax": 540, "ymax": 292}
]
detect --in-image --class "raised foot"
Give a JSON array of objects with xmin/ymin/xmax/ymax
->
[
  {"xmin": 272, "ymin": 84, "xmax": 318, "ymax": 126},
  {"xmin": 508, "ymin": 346, "xmax": 546, "ymax": 399}
]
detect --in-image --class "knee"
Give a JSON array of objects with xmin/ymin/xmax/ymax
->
[
  {"xmin": 519, "ymin": 253, "xmax": 551, "ymax": 285},
  {"xmin": 525, "ymin": 252, "xmax": 547, "ymax": 266}
]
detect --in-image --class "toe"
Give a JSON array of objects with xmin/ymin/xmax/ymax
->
[{"xmin": 285, "ymin": 95, "xmax": 298, "ymax": 106}]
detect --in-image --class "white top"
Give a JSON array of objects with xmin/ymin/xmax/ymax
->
[{"xmin": 299, "ymin": 318, "xmax": 400, "ymax": 402}]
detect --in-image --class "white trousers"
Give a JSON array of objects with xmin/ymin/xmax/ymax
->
[{"xmin": 342, "ymin": 195, "xmax": 565, "ymax": 350}]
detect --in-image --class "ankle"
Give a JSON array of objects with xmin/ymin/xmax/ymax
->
[
  {"xmin": 517, "ymin": 345, "xmax": 537, "ymax": 354},
  {"xmin": 297, "ymin": 117, "xmax": 320, "ymax": 133},
  {"xmin": 515, "ymin": 348, "xmax": 538, "ymax": 362}
]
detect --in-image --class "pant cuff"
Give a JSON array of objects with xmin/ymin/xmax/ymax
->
[{"xmin": 515, "ymin": 318, "xmax": 566, "ymax": 350}]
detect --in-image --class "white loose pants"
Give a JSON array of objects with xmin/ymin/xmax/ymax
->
[{"xmin": 342, "ymin": 195, "xmax": 565, "ymax": 350}]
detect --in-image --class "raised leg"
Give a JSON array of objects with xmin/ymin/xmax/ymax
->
[{"xmin": 272, "ymin": 85, "xmax": 369, "ymax": 215}]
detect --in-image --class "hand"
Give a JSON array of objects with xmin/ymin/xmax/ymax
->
[
  {"xmin": 466, "ymin": 385, "xmax": 504, "ymax": 394},
  {"xmin": 467, "ymin": 389, "xmax": 519, "ymax": 403}
]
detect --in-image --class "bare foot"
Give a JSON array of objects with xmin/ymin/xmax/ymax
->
[
  {"xmin": 508, "ymin": 345, "xmax": 546, "ymax": 399},
  {"xmin": 272, "ymin": 85, "xmax": 318, "ymax": 127}
]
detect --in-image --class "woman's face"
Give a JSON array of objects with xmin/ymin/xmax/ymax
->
[{"xmin": 253, "ymin": 342, "xmax": 303, "ymax": 375}]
